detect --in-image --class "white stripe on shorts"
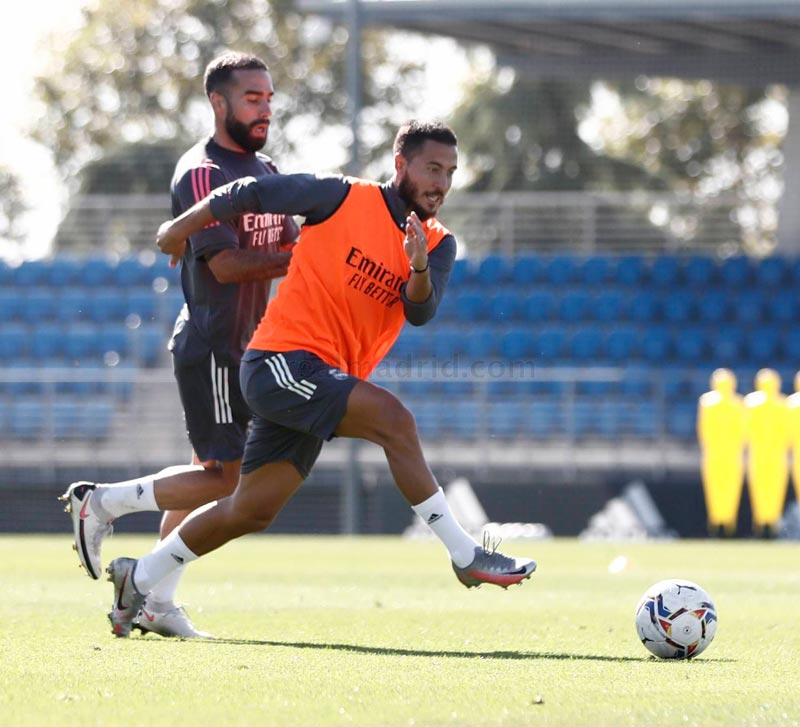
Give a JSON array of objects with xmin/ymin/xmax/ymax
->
[
  {"xmin": 264, "ymin": 354, "xmax": 318, "ymax": 400},
  {"xmin": 211, "ymin": 353, "xmax": 233, "ymax": 424}
]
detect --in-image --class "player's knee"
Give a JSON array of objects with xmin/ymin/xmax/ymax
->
[{"xmin": 375, "ymin": 397, "xmax": 418, "ymax": 446}]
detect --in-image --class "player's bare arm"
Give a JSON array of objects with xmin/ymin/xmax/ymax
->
[
  {"xmin": 207, "ymin": 247, "xmax": 292, "ymax": 283},
  {"xmin": 156, "ymin": 199, "xmax": 216, "ymax": 263}
]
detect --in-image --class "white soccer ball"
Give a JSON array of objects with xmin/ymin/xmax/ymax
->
[{"xmin": 634, "ymin": 579, "xmax": 718, "ymax": 659}]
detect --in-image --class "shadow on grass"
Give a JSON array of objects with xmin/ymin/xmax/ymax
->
[{"xmin": 197, "ymin": 638, "xmax": 663, "ymax": 662}]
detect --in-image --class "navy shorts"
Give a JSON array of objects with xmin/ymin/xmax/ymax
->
[
  {"xmin": 239, "ymin": 349, "xmax": 360, "ymax": 478},
  {"xmin": 173, "ymin": 351, "xmax": 250, "ymax": 463}
]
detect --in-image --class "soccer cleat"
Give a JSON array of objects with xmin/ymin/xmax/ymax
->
[
  {"xmin": 59, "ymin": 481, "xmax": 113, "ymax": 580},
  {"xmin": 452, "ymin": 534, "xmax": 537, "ymax": 589},
  {"xmin": 134, "ymin": 602, "xmax": 215, "ymax": 639},
  {"xmin": 106, "ymin": 557, "xmax": 147, "ymax": 638}
]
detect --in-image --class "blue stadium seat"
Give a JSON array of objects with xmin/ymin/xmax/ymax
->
[
  {"xmin": 82, "ymin": 398, "xmax": 115, "ymax": 439},
  {"xmin": 719, "ymin": 256, "xmax": 751, "ymax": 287},
  {"xmin": 744, "ymin": 326, "xmax": 781, "ymax": 364},
  {"xmin": 90, "ymin": 288, "xmax": 130, "ymax": 323},
  {"xmin": 640, "ymin": 326, "xmax": 672, "ymax": 362},
  {"xmin": 462, "ymin": 325, "xmax": 499, "ymax": 358},
  {"xmin": 126, "ymin": 289, "xmax": 158, "ymax": 323},
  {"xmin": 132, "ymin": 323, "xmax": 168, "ymax": 366},
  {"xmin": 487, "ymin": 291, "xmax": 520, "ymax": 323},
  {"xmin": 696, "ymin": 291, "xmax": 729, "ymax": 324},
  {"xmin": 13, "ymin": 261, "xmax": 48, "ymax": 287},
  {"xmin": 535, "ymin": 327, "xmax": 566, "ymax": 361},
  {"xmin": 475, "ymin": 254, "xmax": 511, "ymax": 285},
  {"xmin": 672, "ymin": 326, "xmax": 708, "ymax": 363},
  {"xmin": 649, "ymin": 256, "xmax": 681, "ymax": 287},
  {"xmin": 442, "ymin": 400, "xmax": 482, "ymax": 438},
  {"xmin": 10, "ymin": 398, "xmax": 47, "ymax": 439},
  {"xmin": 500, "ymin": 326, "xmax": 534, "ymax": 359},
  {"xmin": 392, "ymin": 326, "xmax": 430, "ymax": 359},
  {"xmin": 55, "ymin": 289, "xmax": 91, "ymax": 323},
  {"xmin": 430, "ymin": 326, "xmax": 464, "ymax": 359},
  {"xmin": 626, "ymin": 402, "xmax": 660, "ymax": 438},
  {"xmin": 545, "ymin": 255, "xmax": 576, "ymax": 285},
  {"xmin": 30, "ymin": 323, "xmax": 64, "ymax": 359},
  {"xmin": 578, "ymin": 256, "xmax": 610, "ymax": 286},
  {"xmin": 21, "ymin": 288, "xmax": 56, "ymax": 324},
  {"xmin": 98, "ymin": 324, "xmax": 132, "ymax": 359},
  {"xmin": 558, "ymin": 291, "xmax": 590, "ymax": 322},
  {"xmin": 618, "ymin": 366, "xmax": 653, "ymax": 397},
  {"xmin": 569, "ymin": 328, "xmax": 603, "ymax": 361},
  {"xmin": 731, "ymin": 290, "xmax": 764, "ymax": 325},
  {"xmin": 487, "ymin": 400, "xmax": 524, "ymax": 440},
  {"xmin": 410, "ymin": 399, "xmax": 444, "ymax": 438},
  {"xmin": 114, "ymin": 257, "xmax": 151, "ymax": 287},
  {"xmin": 766, "ymin": 290, "xmax": 797, "ymax": 324},
  {"xmin": 615, "ymin": 256, "xmax": 645, "ymax": 286},
  {"xmin": 683, "ymin": 255, "xmax": 717, "ymax": 287},
  {"xmin": 784, "ymin": 330, "xmax": 800, "ymax": 362},
  {"xmin": 64, "ymin": 323, "xmax": 102, "ymax": 361},
  {"xmin": 627, "ymin": 291, "xmax": 660, "ymax": 323},
  {"xmin": 446, "ymin": 258, "xmax": 470, "ymax": 288},
  {"xmin": 437, "ymin": 380, "xmax": 475, "ymax": 397},
  {"xmin": 0, "ymin": 323, "xmax": 28, "ymax": 361},
  {"xmin": 591, "ymin": 290, "xmax": 625, "ymax": 323},
  {"xmin": 521, "ymin": 291, "xmax": 555, "ymax": 322},
  {"xmin": 605, "ymin": 327, "xmax": 639, "ymax": 362},
  {"xmin": 710, "ymin": 326, "xmax": 746, "ymax": 365},
  {"xmin": 661, "ymin": 294, "xmax": 694, "ymax": 324},
  {"xmin": 754, "ymin": 256, "xmax": 788, "ymax": 287},
  {"xmin": 46, "ymin": 257, "xmax": 83, "ymax": 287},
  {"xmin": 575, "ymin": 380, "xmax": 616, "ymax": 397},
  {"xmin": 452, "ymin": 289, "xmax": 484, "ymax": 323},
  {"xmin": 520, "ymin": 400, "xmax": 564, "ymax": 437},
  {"xmin": 398, "ymin": 379, "xmax": 437, "ymax": 397},
  {"xmin": 0, "ymin": 290, "xmax": 21, "ymax": 321},
  {"xmin": 666, "ymin": 403, "xmax": 697, "ymax": 440},
  {"xmin": 82, "ymin": 256, "xmax": 117, "ymax": 287},
  {"xmin": 511, "ymin": 256, "xmax": 544, "ymax": 286}
]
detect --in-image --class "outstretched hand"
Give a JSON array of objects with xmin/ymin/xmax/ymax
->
[
  {"xmin": 404, "ymin": 211, "xmax": 428, "ymax": 271},
  {"xmin": 157, "ymin": 220, "xmax": 186, "ymax": 268}
]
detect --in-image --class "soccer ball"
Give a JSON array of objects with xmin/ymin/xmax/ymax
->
[{"xmin": 634, "ymin": 579, "xmax": 718, "ymax": 659}]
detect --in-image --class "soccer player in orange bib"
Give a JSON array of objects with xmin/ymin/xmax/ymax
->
[
  {"xmin": 697, "ymin": 368, "xmax": 746, "ymax": 536},
  {"xmin": 744, "ymin": 368, "xmax": 790, "ymax": 537},
  {"xmin": 104, "ymin": 120, "xmax": 536, "ymax": 637}
]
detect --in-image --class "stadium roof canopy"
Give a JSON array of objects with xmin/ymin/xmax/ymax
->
[{"xmin": 298, "ymin": 0, "xmax": 800, "ymax": 86}]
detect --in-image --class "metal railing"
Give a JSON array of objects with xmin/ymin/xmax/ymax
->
[{"xmin": 56, "ymin": 191, "xmax": 748, "ymax": 256}]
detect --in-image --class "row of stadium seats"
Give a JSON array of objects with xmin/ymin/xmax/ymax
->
[
  {"xmin": 446, "ymin": 253, "xmax": 800, "ymax": 288},
  {"xmin": 0, "ymin": 396, "xmax": 116, "ymax": 440},
  {"xmin": 438, "ymin": 287, "xmax": 800, "ymax": 325},
  {"xmin": 4, "ymin": 252, "xmax": 800, "ymax": 290},
  {"xmin": 0, "ymin": 322, "xmax": 168, "ymax": 366},
  {"xmin": 0, "ymin": 286, "xmax": 184, "ymax": 325},
  {"xmin": 390, "ymin": 323, "xmax": 800, "ymax": 366},
  {"xmin": 0, "ymin": 255, "xmax": 175, "ymax": 288},
  {"xmin": 404, "ymin": 397, "xmax": 695, "ymax": 440}
]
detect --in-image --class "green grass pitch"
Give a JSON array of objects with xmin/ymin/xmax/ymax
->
[{"xmin": 1, "ymin": 534, "xmax": 799, "ymax": 726}]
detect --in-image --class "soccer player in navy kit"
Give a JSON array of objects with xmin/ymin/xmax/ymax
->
[{"xmin": 61, "ymin": 52, "xmax": 298, "ymax": 638}]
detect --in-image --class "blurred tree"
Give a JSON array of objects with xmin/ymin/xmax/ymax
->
[
  {"xmin": 450, "ymin": 63, "xmax": 783, "ymax": 252},
  {"xmin": 0, "ymin": 166, "xmax": 28, "ymax": 250},
  {"xmin": 32, "ymin": 0, "xmax": 421, "ymax": 191},
  {"xmin": 450, "ymin": 69, "xmax": 663, "ymax": 193}
]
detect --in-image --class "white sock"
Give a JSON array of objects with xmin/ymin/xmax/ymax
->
[
  {"xmin": 133, "ymin": 531, "xmax": 198, "ymax": 594},
  {"xmin": 93, "ymin": 476, "xmax": 158, "ymax": 519},
  {"xmin": 145, "ymin": 538, "xmax": 186, "ymax": 607},
  {"xmin": 412, "ymin": 488, "xmax": 478, "ymax": 568}
]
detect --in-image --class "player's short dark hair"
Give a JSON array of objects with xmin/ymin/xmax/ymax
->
[
  {"xmin": 393, "ymin": 120, "xmax": 458, "ymax": 159},
  {"xmin": 204, "ymin": 52, "xmax": 269, "ymax": 96}
]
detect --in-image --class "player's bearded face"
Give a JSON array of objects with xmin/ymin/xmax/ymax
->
[
  {"xmin": 225, "ymin": 110, "xmax": 268, "ymax": 153},
  {"xmin": 397, "ymin": 175, "xmax": 435, "ymax": 221}
]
